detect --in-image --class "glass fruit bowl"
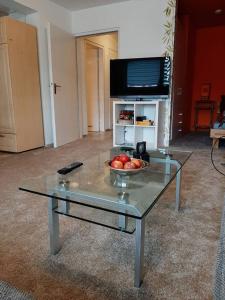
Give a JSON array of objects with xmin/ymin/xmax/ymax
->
[{"xmin": 105, "ymin": 159, "xmax": 149, "ymax": 176}]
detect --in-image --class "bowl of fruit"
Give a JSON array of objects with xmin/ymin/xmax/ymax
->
[{"xmin": 106, "ymin": 153, "xmax": 149, "ymax": 176}]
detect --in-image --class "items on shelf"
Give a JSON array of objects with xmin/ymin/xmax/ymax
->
[
  {"xmin": 113, "ymin": 101, "xmax": 160, "ymax": 149},
  {"xmin": 118, "ymin": 110, "xmax": 134, "ymax": 125},
  {"xmin": 135, "ymin": 116, "xmax": 154, "ymax": 126}
]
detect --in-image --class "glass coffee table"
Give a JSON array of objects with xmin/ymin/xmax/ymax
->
[{"xmin": 19, "ymin": 148, "xmax": 191, "ymax": 287}]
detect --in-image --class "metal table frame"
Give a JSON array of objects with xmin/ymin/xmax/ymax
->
[{"xmin": 47, "ymin": 156, "xmax": 182, "ymax": 288}]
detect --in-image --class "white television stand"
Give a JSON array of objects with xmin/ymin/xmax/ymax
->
[{"xmin": 113, "ymin": 100, "xmax": 163, "ymax": 149}]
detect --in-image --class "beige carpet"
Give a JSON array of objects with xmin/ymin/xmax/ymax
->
[
  {"xmin": 0, "ymin": 280, "xmax": 33, "ymax": 299},
  {"xmin": 0, "ymin": 132, "xmax": 224, "ymax": 300}
]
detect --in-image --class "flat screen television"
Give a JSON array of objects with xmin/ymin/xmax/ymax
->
[{"xmin": 110, "ymin": 56, "xmax": 171, "ymax": 99}]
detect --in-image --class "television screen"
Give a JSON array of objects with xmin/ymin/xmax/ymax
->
[{"xmin": 110, "ymin": 57, "xmax": 171, "ymax": 98}]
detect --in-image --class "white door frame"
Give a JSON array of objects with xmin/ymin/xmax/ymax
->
[
  {"xmin": 76, "ymin": 37, "xmax": 86, "ymax": 138},
  {"xmin": 86, "ymin": 40, "xmax": 104, "ymax": 133},
  {"xmin": 108, "ymin": 48, "xmax": 118, "ymax": 129},
  {"xmin": 77, "ymin": 38, "xmax": 104, "ymax": 135},
  {"xmin": 46, "ymin": 23, "xmax": 57, "ymax": 145}
]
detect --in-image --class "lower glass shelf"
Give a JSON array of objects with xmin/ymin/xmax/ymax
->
[{"xmin": 54, "ymin": 202, "xmax": 136, "ymax": 234}]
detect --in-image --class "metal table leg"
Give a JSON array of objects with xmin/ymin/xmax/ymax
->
[
  {"xmin": 60, "ymin": 199, "xmax": 70, "ymax": 214},
  {"xmin": 175, "ymin": 168, "xmax": 182, "ymax": 211},
  {"xmin": 119, "ymin": 213, "xmax": 127, "ymax": 230},
  {"xmin": 134, "ymin": 218, "xmax": 145, "ymax": 287},
  {"xmin": 165, "ymin": 155, "xmax": 172, "ymax": 175},
  {"xmin": 118, "ymin": 191, "xmax": 129, "ymax": 230},
  {"xmin": 151, "ymin": 157, "xmax": 182, "ymax": 211},
  {"xmin": 166, "ymin": 159, "xmax": 182, "ymax": 211},
  {"xmin": 48, "ymin": 197, "xmax": 60, "ymax": 255}
]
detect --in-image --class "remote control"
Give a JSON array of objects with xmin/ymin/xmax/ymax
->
[{"xmin": 57, "ymin": 162, "xmax": 83, "ymax": 175}]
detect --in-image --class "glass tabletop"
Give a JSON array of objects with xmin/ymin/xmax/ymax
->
[{"xmin": 19, "ymin": 148, "xmax": 192, "ymax": 219}]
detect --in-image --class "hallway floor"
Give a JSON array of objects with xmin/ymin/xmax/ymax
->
[{"xmin": 170, "ymin": 131, "xmax": 212, "ymax": 149}]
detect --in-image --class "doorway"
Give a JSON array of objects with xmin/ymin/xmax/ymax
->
[
  {"xmin": 85, "ymin": 42, "xmax": 102, "ymax": 132},
  {"xmin": 171, "ymin": 0, "xmax": 225, "ymax": 146},
  {"xmin": 76, "ymin": 32, "xmax": 118, "ymax": 137}
]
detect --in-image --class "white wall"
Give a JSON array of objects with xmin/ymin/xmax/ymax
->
[
  {"xmin": 72, "ymin": 0, "xmax": 168, "ymax": 58},
  {"xmin": 15, "ymin": 0, "xmax": 71, "ymax": 32},
  {"xmin": 72, "ymin": 0, "xmax": 173, "ymax": 146},
  {"xmin": 14, "ymin": 0, "xmax": 72, "ymax": 145}
]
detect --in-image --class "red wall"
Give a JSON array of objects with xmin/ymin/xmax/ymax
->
[{"xmin": 190, "ymin": 26, "xmax": 225, "ymax": 130}]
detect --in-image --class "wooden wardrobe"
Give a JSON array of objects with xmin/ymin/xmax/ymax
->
[{"xmin": 0, "ymin": 17, "xmax": 44, "ymax": 152}]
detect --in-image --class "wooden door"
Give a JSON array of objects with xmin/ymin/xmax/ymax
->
[
  {"xmin": 85, "ymin": 43, "xmax": 100, "ymax": 132},
  {"xmin": 0, "ymin": 44, "xmax": 15, "ymax": 133},
  {"xmin": 47, "ymin": 23, "xmax": 79, "ymax": 147},
  {"xmin": 6, "ymin": 17, "xmax": 44, "ymax": 151}
]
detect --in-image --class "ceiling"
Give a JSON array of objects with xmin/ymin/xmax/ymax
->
[
  {"xmin": 50, "ymin": 0, "xmax": 131, "ymax": 11},
  {"xmin": 179, "ymin": 0, "xmax": 225, "ymax": 27}
]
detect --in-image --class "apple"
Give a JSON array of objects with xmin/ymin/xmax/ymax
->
[
  {"xmin": 112, "ymin": 155, "xmax": 121, "ymax": 162},
  {"xmin": 118, "ymin": 153, "xmax": 130, "ymax": 164},
  {"xmin": 111, "ymin": 160, "xmax": 124, "ymax": 169},
  {"xmin": 131, "ymin": 158, "xmax": 142, "ymax": 169},
  {"xmin": 124, "ymin": 161, "xmax": 136, "ymax": 169}
]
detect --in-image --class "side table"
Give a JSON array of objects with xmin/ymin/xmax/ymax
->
[{"xmin": 210, "ymin": 129, "xmax": 225, "ymax": 148}]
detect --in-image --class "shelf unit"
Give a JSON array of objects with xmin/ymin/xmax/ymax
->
[{"xmin": 113, "ymin": 101, "xmax": 161, "ymax": 149}]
